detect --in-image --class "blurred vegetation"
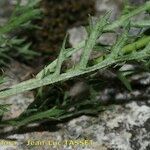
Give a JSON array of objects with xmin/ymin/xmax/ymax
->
[
  {"xmin": 0, "ymin": 0, "xmax": 149, "ymax": 129},
  {"xmin": 0, "ymin": 0, "xmax": 41, "ymax": 67}
]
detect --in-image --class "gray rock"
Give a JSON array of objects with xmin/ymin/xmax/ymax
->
[{"xmin": 0, "ymin": 61, "xmax": 34, "ymax": 120}]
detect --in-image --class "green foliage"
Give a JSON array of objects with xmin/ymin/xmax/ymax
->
[
  {"xmin": 0, "ymin": 0, "xmax": 41, "ymax": 66},
  {"xmin": 0, "ymin": 1, "xmax": 150, "ymax": 127},
  {"xmin": 0, "ymin": 0, "xmax": 41, "ymax": 34},
  {"xmin": 0, "ymin": 1, "xmax": 149, "ymax": 99},
  {"xmin": 117, "ymin": 71, "xmax": 132, "ymax": 91},
  {"xmin": 0, "ymin": 36, "xmax": 40, "ymax": 66},
  {"xmin": 78, "ymin": 13, "xmax": 110, "ymax": 69},
  {"xmin": 3, "ymin": 107, "xmax": 64, "ymax": 127},
  {"xmin": 0, "ymin": 75, "xmax": 5, "ymax": 85},
  {"xmin": 0, "ymin": 104, "xmax": 11, "ymax": 116}
]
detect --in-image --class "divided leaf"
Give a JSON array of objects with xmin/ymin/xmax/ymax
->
[{"xmin": 79, "ymin": 13, "xmax": 110, "ymax": 69}]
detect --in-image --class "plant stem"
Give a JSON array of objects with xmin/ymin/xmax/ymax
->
[
  {"xmin": 122, "ymin": 36, "xmax": 150, "ymax": 53},
  {"xmin": 0, "ymin": 2, "xmax": 150, "ymax": 99},
  {"xmin": 0, "ymin": 43, "xmax": 149, "ymax": 99},
  {"xmin": 104, "ymin": 1, "xmax": 150, "ymax": 31},
  {"xmin": 131, "ymin": 20, "xmax": 150, "ymax": 28},
  {"xmin": 36, "ymin": 2, "xmax": 150, "ymax": 78},
  {"xmin": 2, "ymin": 107, "xmax": 64, "ymax": 127}
]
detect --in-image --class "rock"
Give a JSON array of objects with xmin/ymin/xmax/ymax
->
[
  {"xmin": 63, "ymin": 101, "xmax": 150, "ymax": 150},
  {"xmin": 68, "ymin": 27, "xmax": 87, "ymax": 64},
  {"xmin": 0, "ymin": 61, "xmax": 34, "ymax": 120},
  {"xmin": 95, "ymin": 0, "xmax": 123, "ymax": 21}
]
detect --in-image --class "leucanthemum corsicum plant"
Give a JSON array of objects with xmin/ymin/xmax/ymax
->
[
  {"xmin": 0, "ymin": 0, "xmax": 41, "ymax": 65},
  {"xmin": 0, "ymin": 0, "xmax": 41, "ymax": 116},
  {"xmin": 0, "ymin": 1, "xmax": 150, "ymax": 127}
]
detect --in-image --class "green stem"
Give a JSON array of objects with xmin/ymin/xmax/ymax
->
[
  {"xmin": 2, "ymin": 107, "xmax": 64, "ymax": 127},
  {"xmin": 0, "ymin": 9, "xmax": 40, "ymax": 34},
  {"xmin": 36, "ymin": 2, "xmax": 150, "ymax": 78},
  {"xmin": 104, "ymin": 1, "xmax": 150, "ymax": 31},
  {"xmin": 0, "ymin": 2, "xmax": 150, "ymax": 99},
  {"xmin": 122, "ymin": 36, "xmax": 150, "ymax": 53},
  {"xmin": 130, "ymin": 20, "xmax": 150, "ymax": 28},
  {"xmin": 0, "ymin": 44, "xmax": 149, "ymax": 99}
]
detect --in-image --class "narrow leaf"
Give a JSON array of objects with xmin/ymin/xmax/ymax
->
[
  {"xmin": 79, "ymin": 13, "xmax": 110, "ymax": 69},
  {"xmin": 117, "ymin": 71, "xmax": 132, "ymax": 91},
  {"xmin": 54, "ymin": 34, "xmax": 68, "ymax": 75}
]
